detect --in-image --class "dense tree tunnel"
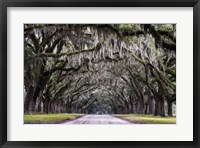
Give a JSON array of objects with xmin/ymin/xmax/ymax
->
[{"xmin": 24, "ymin": 24, "xmax": 176, "ymax": 117}]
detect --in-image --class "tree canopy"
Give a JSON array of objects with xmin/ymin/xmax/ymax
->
[{"xmin": 24, "ymin": 24, "xmax": 176, "ymax": 117}]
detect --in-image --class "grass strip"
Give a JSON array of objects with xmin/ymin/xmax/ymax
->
[
  {"xmin": 24, "ymin": 113, "xmax": 84, "ymax": 124},
  {"xmin": 114, "ymin": 114, "xmax": 176, "ymax": 124}
]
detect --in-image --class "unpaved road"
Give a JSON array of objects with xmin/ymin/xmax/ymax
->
[{"xmin": 62, "ymin": 115, "xmax": 132, "ymax": 124}]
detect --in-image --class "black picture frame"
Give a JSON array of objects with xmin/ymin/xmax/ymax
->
[{"xmin": 0, "ymin": 0, "xmax": 199, "ymax": 147}]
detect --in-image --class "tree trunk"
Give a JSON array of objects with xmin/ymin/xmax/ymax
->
[
  {"xmin": 136, "ymin": 99, "xmax": 144, "ymax": 114},
  {"xmin": 41, "ymin": 101, "xmax": 44, "ymax": 113},
  {"xmin": 154, "ymin": 99, "xmax": 159, "ymax": 116},
  {"xmin": 44, "ymin": 98, "xmax": 50, "ymax": 114},
  {"xmin": 24, "ymin": 86, "xmax": 35, "ymax": 113},
  {"xmin": 35, "ymin": 97, "xmax": 41, "ymax": 112},
  {"xmin": 32, "ymin": 72, "xmax": 51, "ymax": 112},
  {"xmin": 66, "ymin": 104, "xmax": 71, "ymax": 113},
  {"xmin": 144, "ymin": 104, "xmax": 148, "ymax": 114},
  {"xmin": 130, "ymin": 96, "xmax": 134, "ymax": 113},
  {"xmin": 148, "ymin": 98, "xmax": 154, "ymax": 114},
  {"xmin": 130, "ymin": 101, "xmax": 134, "ymax": 113},
  {"xmin": 159, "ymin": 99, "xmax": 165, "ymax": 117},
  {"xmin": 48, "ymin": 100, "xmax": 53, "ymax": 113},
  {"xmin": 57, "ymin": 101, "xmax": 61, "ymax": 113},
  {"xmin": 167, "ymin": 100, "xmax": 173, "ymax": 116}
]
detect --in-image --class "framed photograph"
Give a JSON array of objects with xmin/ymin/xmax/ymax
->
[{"xmin": 0, "ymin": 0, "xmax": 199, "ymax": 147}]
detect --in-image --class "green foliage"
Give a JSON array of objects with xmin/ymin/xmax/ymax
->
[
  {"xmin": 155, "ymin": 24, "xmax": 174, "ymax": 32},
  {"xmin": 113, "ymin": 24, "xmax": 141, "ymax": 31}
]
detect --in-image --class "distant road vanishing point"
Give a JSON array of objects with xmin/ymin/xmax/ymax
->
[{"xmin": 62, "ymin": 115, "xmax": 132, "ymax": 124}]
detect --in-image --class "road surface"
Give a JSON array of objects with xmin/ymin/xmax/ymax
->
[{"xmin": 62, "ymin": 115, "xmax": 132, "ymax": 124}]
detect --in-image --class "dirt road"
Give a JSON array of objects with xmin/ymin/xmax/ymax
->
[{"xmin": 62, "ymin": 115, "xmax": 132, "ymax": 124}]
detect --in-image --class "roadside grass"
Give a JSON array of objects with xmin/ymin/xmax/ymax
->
[
  {"xmin": 114, "ymin": 114, "xmax": 176, "ymax": 124},
  {"xmin": 24, "ymin": 113, "xmax": 84, "ymax": 124}
]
